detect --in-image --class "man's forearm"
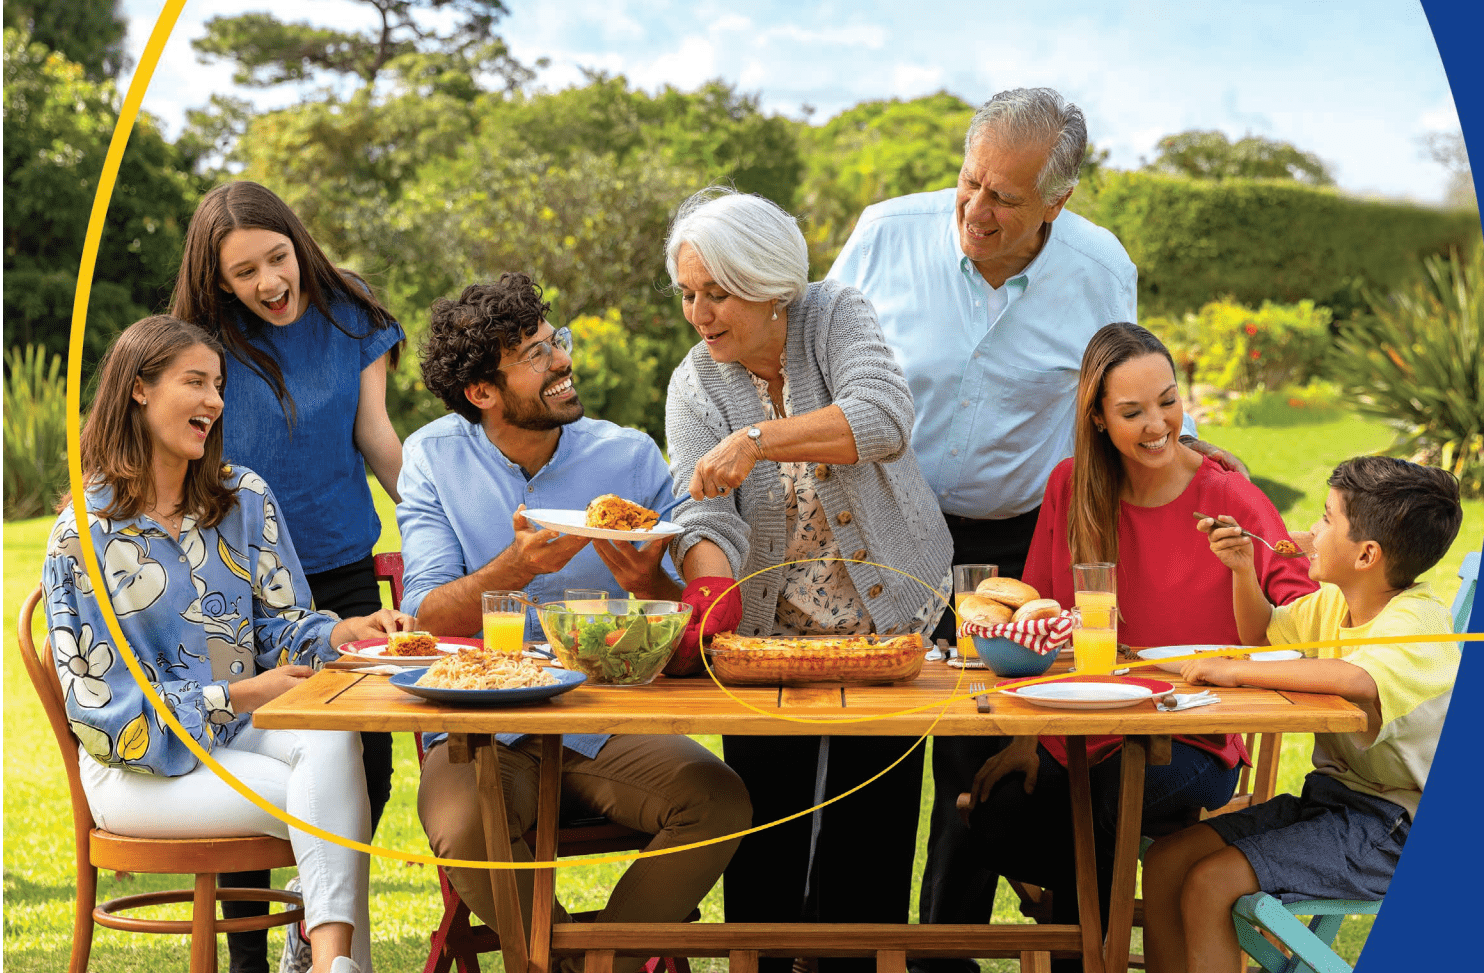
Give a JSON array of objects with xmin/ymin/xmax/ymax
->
[{"xmin": 415, "ymin": 549, "xmax": 534, "ymax": 636}]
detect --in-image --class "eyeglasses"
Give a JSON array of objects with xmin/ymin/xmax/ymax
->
[{"xmin": 498, "ymin": 327, "xmax": 573, "ymax": 374}]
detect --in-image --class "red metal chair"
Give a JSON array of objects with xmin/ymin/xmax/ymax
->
[{"xmin": 372, "ymin": 553, "xmax": 693, "ymax": 973}]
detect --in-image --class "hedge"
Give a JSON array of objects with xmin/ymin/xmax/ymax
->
[{"xmin": 1074, "ymin": 171, "xmax": 1482, "ymax": 318}]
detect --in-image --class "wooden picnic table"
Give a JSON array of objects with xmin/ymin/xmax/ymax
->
[{"xmin": 254, "ymin": 654, "xmax": 1366, "ymax": 973}]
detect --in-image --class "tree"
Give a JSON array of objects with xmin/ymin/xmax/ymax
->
[
  {"xmin": 3, "ymin": 0, "xmax": 129, "ymax": 80},
  {"xmin": 378, "ymin": 145, "xmax": 705, "ymax": 441},
  {"xmin": 1144, "ymin": 130, "xmax": 1334, "ymax": 185},
  {"xmin": 795, "ymin": 92, "xmax": 975, "ymax": 275},
  {"xmin": 1418, "ymin": 130, "xmax": 1476, "ymax": 210},
  {"xmin": 3, "ymin": 29, "xmax": 200, "ymax": 367},
  {"xmin": 191, "ymin": 0, "xmax": 532, "ymax": 91}
]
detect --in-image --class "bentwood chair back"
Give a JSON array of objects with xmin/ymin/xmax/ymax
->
[{"xmin": 18, "ymin": 586, "xmax": 303, "ymax": 973}]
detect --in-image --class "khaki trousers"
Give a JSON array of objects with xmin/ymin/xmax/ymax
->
[{"xmin": 419, "ymin": 734, "xmax": 751, "ymax": 973}]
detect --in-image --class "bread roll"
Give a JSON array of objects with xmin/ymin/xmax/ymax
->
[
  {"xmin": 974, "ymin": 576, "xmax": 1040, "ymax": 609},
  {"xmin": 957, "ymin": 594, "xmax": 1013, "ymax": 625},
  {"xmin": 1012, "ymin": 599, "xmax": 1062, "ymax": 623}
]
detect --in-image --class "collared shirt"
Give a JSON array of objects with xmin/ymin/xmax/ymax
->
[
  {"xmin": 828, "ymin": 188, "xmax": 1152, "ymax": 519},
  {"xmin": 396, "ymin": 413, "xmax": 677, "ymax": 758},
  {"xmin": 41, "ymin": 467, "xmax": 339, "ymax": 778},
  {"xmin": 223, "ymin": 296, "xmax": 405, "ymax": 573}
]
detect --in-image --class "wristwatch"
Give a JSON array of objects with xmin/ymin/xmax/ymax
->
[{"xmin": 746, "ymin": 424, "xmax": 766, "ymax": 460}]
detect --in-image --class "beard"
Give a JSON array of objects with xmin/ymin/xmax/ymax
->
[{"xmin": 501, "ymin": 370, "xmax": 585, "ymax": 431}]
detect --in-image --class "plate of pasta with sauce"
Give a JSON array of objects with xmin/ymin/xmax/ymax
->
[
  {"xmin": 524, "ymin": 495, "xmax": 684, "ymax": 542},
  {"xmin": 338, "ymin": 633, "xmax": 476, "ymax": 666},
  {"xmin": 389, "ymin": 647, "xmax": 588, "ymax": 705}
]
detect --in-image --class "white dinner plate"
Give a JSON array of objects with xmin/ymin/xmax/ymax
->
[
  {"xmin": 523, "ymin": 508, "xmax": 684, "ymax": 542},
  {"xmin": 1136, "ymin": 645, "xmax": 1304, "ymax": 674},
  {"xmin": 1002, "ymin": 675, "xmax": 1174, "ymax": 710},
  {"xmin": 338, "ymin": 635, "xmax": 478, "ymax": 666}
]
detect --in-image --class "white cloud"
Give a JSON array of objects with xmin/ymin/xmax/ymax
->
[{"xmin": 892, "ymin": 64, "xmax": 945, "ymax": 98}]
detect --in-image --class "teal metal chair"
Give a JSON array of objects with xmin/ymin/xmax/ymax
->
[
  {"xmin": 1230, "ymin": 549, "xmax": 1481, "ymax": 973},
  {"xmin": 1450, "ymin": 549, "xmax": 1478, "ymax": 634},
  {"xmin": 1231, "ymin": 895, "xmax": 1381, "ymax": 973}
]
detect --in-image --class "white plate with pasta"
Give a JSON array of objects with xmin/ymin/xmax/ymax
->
[
  {"xmin": 523, "ymin": 507, "xmax": 684, "ymax": 542},
  {"xmin": 339, "ymin": 635, "xmax": 473, "ymax": 666},
  {"xmin": 389, "ymin": 652, "xmax": 587, "ymax": 705}
]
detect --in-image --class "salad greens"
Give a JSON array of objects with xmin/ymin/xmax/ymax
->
[{"xmin": 542, "ymin": 603, "xmax": 689, "ymax": 684}]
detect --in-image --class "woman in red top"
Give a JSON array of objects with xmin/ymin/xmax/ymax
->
[{"xmin": 966, "ymin": 322, "xmax": 1315, "ymax": 967}]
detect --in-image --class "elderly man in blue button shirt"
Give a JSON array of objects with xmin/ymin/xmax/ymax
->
[
  {"xmin": 397, "ymin": 272, "xmax": 749, "ymax": 973},
  {"xmin": 829, "ymin": 88, "xmax": 1233, "ymax": 970}
]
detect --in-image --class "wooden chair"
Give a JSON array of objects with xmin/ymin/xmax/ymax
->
[
  {"xmin": 972, "ymin": 729, "xmax": 1285, "ymax": 971},
  {"xmin": 371, "ymin": 553, "xmax": 692, "ymax": 973},
  {"xmin": 17, "ymin": 586, "xmax": 304, "ymax": 973}
]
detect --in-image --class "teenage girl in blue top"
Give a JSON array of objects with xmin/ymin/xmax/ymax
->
[{"xmin": 170, "ymin": 181, "xmax": 405, "ymax": 973}]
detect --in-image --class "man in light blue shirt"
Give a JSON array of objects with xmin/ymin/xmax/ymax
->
[
  {"xmin": 400, "ymin": 274, "xmax": 747, "ymax": 971},
  {"xmin": 829, "ymin": 88, "xmax": 1214, "ymax": 589},
  {"xmin": 829, "ymin": 89, "xmax": 1217, "ymax": 969}
]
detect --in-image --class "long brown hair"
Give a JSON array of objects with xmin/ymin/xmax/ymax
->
[
  {"xmin": 1068, "ymin": 322, "xmax": 1179, "ymax": 565},
  {"xmin": 168, "ymin": 181, "xmax": 400, "ymax": 423},
  {"xmin": 77, "ymin": 316, "xmax": 237, "ymax": 527}
]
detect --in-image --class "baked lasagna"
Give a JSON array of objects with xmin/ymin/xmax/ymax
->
[{"xmin": 707, "ymin": 632, "xmax": 925, "ymax": 685}]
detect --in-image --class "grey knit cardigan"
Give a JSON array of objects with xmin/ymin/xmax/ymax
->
[{"xmin": 665, "ymin": 279, "xmax": 953, "ymax": 637}]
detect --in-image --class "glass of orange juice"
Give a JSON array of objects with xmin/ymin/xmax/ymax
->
[
  {"xmin": 952, "ymin": 564, "xmax": 998, "ymax": 659},
  {"xmin": 1072, "ymin": 562, "xmax": 1117, "ymax": 628},
  {"xmin": 482, "ymin": 590, "xmax": 526, "ymax": 656},
  {"xmin": 1071, "ymin": 607, "xmax": 1118, "ymax": 675}
]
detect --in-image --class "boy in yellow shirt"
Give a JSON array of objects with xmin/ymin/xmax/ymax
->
[{"xmin": 1141, "ymin": 456, "xmax": 1463, "ymax": 973}]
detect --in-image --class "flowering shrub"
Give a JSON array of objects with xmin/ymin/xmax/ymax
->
[{"xmin": 1149, "ymin": 298, "xmax": 1333, "ymax": 394}]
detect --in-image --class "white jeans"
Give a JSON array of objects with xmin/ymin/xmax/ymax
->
[{"xmin": 80, "ymin": 726, "xmax": 372, "ymax": 971}]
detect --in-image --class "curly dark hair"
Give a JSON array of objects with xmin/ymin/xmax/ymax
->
[
  {"xmin": 1327, "ymin": 456, "xmax": 1462, "ymax": 589},
  {"xmin": 421, "ymin": 274, "xmax": 552, "ymax": 423}
]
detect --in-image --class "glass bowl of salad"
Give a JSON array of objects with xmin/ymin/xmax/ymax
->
[{"xmin": 536, "ymin": 599, "xmax": 693, "ymax": 686}]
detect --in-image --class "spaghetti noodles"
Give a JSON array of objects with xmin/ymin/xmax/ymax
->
[{"xmin": 415, "ymin": 647, "xmax": 558, "ymax": 690}]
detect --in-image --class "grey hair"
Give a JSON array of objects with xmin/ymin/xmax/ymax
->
[
  {"xmin": 664, "ymin": 187, "xmax": 809, "ymax": 307},
  {"xmin": 964, "ymin": 87, "xmax": 1087, "ymax": 203}
]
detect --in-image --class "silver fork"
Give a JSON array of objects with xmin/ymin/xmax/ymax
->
[
  {"xmin": 970, "ymin": 681, "xmax": 993, "ymax": 713},
  {"xmin": 1193, "ymin": 511, "xmax": 1306, "ymax": 558}
]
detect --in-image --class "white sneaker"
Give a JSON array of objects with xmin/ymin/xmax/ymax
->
[
  {"xmin": 328, "ymin": 958, "xmax": 362, "ymax": 973},
  {"xmin": 278, "ymin": 878, "xmax": 312, "ymax": 973}
]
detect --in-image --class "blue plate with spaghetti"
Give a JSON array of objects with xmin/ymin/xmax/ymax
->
[{"xmin": 388, "ymin": 666, "xmax": 587, "ymax": 705}]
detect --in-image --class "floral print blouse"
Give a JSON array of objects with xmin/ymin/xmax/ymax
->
[
  {"xmin": 42, "ymin": 466, "xmax": 339, "ymax": 778},
  {"xmin": 748, "ymin": 360, "xmax": 872, "ymax": 636}
]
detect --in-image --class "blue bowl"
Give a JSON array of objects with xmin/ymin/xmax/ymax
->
[{"xmin": 971, "ymin": 635, "xmax": 1058, "ymax": 678}]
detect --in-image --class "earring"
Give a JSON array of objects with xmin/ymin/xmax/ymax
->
[
  {"xmin": 1094, "ymin": 422, "xmax": 1105, "ymax": 432},
  {"xmin": 771, "ymin": 308, "xmax": 779, "ymax": 320},
  {"xmin": 140, "ymin": 398, "xmax": 147, "ymax": 405}
]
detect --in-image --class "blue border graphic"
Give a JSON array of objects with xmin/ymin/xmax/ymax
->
[{"xmin": 1360, "ymin": 6, "xmax": 1484, "ymax": 968}]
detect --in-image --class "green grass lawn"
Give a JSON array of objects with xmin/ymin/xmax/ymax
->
[{"xmin": 4, "ymin": 411, "xmax": 1478, "ymax": 970}]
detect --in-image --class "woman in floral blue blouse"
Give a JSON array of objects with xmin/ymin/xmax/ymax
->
[{"xmin": 42, "ymin": 316, "xmax": 413, "ymax": 973}]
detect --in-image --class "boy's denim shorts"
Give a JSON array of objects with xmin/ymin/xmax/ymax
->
[{"xmin": 1205, "ymin": 771, "xmax": 1409, "ymax": 903}]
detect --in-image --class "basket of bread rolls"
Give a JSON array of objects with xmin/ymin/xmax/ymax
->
[{"xmin": 955, "ymin": 578, "xmax": 1071, "ymax": 677}]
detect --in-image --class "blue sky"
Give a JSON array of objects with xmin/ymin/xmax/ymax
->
[{"xmin": 120, "ymin": 0, "xmax": 1462, "ymax": 203}]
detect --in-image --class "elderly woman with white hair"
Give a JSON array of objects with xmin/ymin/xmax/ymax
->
[{"xmin": 659, "ymin": 186, "xmax": 951, "ymax": 973}]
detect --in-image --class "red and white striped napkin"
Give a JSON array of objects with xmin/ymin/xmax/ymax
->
[{"xmin": 958, "ymin": 612, "xmax": 1075, "ymax": 656}]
